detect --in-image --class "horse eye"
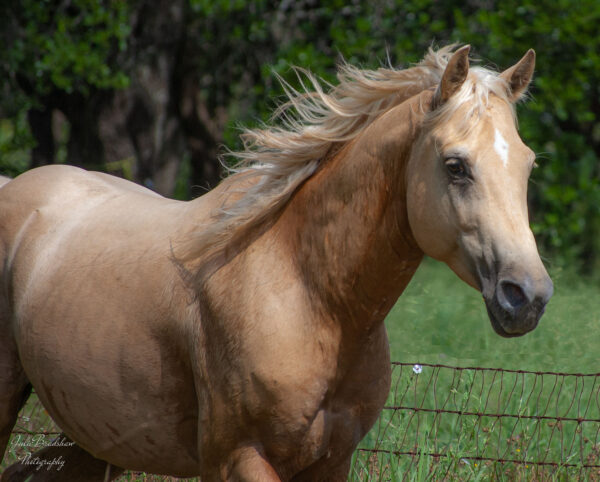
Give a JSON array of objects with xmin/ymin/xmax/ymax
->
[{"xmin": 445, "ymin": 158, "xmax": 467, "ymax": 178}]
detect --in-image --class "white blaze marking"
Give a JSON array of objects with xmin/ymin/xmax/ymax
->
[{"xmin": 494, "ymin": 128, "xmax": 509, "ymax": 167}]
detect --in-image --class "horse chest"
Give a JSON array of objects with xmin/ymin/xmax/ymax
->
[{"xmin": 216, "ymin": 324, "xmax": 392, "ymax": 476}]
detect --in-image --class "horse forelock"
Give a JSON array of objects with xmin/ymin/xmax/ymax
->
[
  {"xmin": 424, "ymin": 64, "xmax": 517, "ymax": 144},
  {"xmin": 179, "ymin": 45, "xmax": 521, "ymax": 277}
]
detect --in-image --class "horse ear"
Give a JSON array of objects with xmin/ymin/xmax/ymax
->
[
  {"xmin": 434, "ymin": 45, "xmax": 471, "ymax": 107},
  {"xmin": 500, "ymin": 49, "xmax": 536, "ymax": 102}
]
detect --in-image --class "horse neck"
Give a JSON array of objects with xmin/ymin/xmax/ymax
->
[{"xmin": 278, "ymin": 95, "xmax": 426, "ymax": 333}]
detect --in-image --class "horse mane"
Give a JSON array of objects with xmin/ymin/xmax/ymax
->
[{"xmin": 178, "ymin": 45, "xmax": 514, "ymax": 276}]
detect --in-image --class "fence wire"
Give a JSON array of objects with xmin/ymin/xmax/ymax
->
[
  {"xmin": 353, "ymin": 362, "xmax": 600, "ymax": 480},
  {"xmin": 4, "ymin": 363, "xmax": 600, "ymax": 480}
]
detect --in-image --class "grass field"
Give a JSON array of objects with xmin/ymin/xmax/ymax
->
[
  {"xmin": 385, "ymin": 257, "xmax": 600, "ymax": 373},
  {"xmin": 2, "ymin": 257, "xmax": 599, "ymax": 480}
]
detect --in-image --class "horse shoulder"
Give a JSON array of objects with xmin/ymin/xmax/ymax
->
[{"xmin": 195, "ymin": 239, "xmax": 390, "ymax": 475}]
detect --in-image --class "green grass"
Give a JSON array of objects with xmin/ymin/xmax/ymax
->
[
  {"xmin": 351, "ymin": 361, "xmax": 600, "ymax": 480},
  {"xmin": 385, "ymin": 257, "xmax": 600, "ymax": 373},
  {"xmin": 3, "ymin": 257, "xmax": 600, "ymax": 480}
]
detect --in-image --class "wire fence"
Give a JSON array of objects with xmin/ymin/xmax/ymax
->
[
  {"xmin": 352, "ymin": 362, "xmax": 600, "ymax": 480},
  {"xmin": 4, "ymin": 363, "xmax": 600, "ymax": 480}
]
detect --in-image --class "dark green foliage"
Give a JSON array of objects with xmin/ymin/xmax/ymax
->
[
  {"xmin": 0, "ymin": 0, "xmax": 132, "ymax": 172},
  {"xmin": 0, "ymin": 0, "xmax": 598, "ymax": 271},
  {"xmin": 1, "ymin": 0, "xmax": 130, "ymax": 102}
]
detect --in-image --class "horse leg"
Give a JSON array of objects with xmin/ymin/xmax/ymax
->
[
  {"xmin": 1, "ymin": 434, "xmax": 125, "ymax": 481},
  {"xmin": 206, "ymin": 445, "xmax": 281, "ymax": 482},
  {"xmin": 0, "ymin": 325, "xmax": 31, "ymax": 465},
  {"xmin": 0, "ymin": 380, "xmax": 30, "ymax": 468}
]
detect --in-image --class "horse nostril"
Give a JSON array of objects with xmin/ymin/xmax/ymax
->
[{"xmin": 499, "ymin": 280, "xmax": 528, "ymax": 310}]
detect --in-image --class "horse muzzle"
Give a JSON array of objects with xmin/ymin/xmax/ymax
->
[{"xmin": 484, "ymin": 275, "xmax": 554, "ymax": 338}]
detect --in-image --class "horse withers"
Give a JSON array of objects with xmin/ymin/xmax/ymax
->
[{"xmin": 0, "ymin": 46, "xmax": 552, "ymax": 481}]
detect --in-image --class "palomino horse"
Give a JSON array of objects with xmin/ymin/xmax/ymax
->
[{"xmin": 0, "ymin": 45, "xmax": 552, "ymax": 481}]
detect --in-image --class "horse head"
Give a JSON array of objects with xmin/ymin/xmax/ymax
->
[{"xmin": 406, "ymin": 46, "xmax": 553, "ymax": 337}]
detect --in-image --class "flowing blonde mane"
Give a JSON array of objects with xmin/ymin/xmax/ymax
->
[{"xmin": 179, "ymin": 45, "xmax": 514, "ymax": 274}]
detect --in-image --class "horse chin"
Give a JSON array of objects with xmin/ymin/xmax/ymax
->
[
  {"xmin": 485, "ymin": 304, "xmax": 521, "ymax": 338},
  {"xmin": 484, "ymin": 298, "xmax": 541, "ymax": 338}
]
